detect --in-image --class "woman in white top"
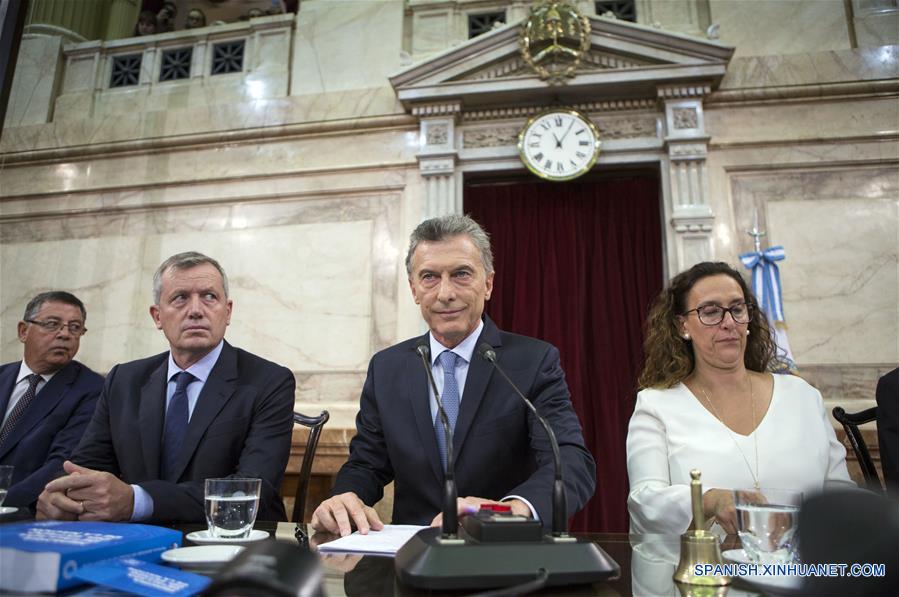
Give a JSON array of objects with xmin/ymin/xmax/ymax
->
[{"xmin": 626, "ymin": 262, "xmax": 854, "ymax": 535}]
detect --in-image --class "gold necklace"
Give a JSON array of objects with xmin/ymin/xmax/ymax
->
[{"xmin": 698, "ymin": 375, "xmax": 760, "ymax": 490}]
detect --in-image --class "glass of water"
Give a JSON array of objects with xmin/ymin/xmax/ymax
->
[
  {"xmin": 204, "ymin": 477, "xmax": 262, "ymax": 539},
  {"xmin": 734, "ymin": 488, "xmax": 802, "ymax": 564},
  {"xmin": 0, "ymin": 465, "xmax": 13, "ymax": 507}
]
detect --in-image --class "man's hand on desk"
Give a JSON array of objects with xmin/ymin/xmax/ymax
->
[
  {"xmin": 36, "ymin": 460, "xmax": 134, "ymax": 522},
  {"xmin": 429, "ymin": 496, "xmax": 531, "ymax": 528},
  {"xmin": 310, "ymin": 492, "xmax": 384, "ymax": 537}
]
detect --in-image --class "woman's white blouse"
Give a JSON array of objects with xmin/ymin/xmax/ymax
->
[{"xmin": 626, "ymin": 374, "xmax": 855, "ymax": 534}]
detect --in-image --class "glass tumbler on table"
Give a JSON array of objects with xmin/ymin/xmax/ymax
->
[
  {"xmin": 204, "ymin": 477, "xmax": 262, "ymax": 539},
  {"xmin": 734, "ymin": 488, "xmax": 802, "ymax": 564}
]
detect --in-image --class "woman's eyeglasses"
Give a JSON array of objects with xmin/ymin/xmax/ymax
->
[{"xmin": 681, "ymin": 303, "xmax": 753, "ymax": 326}]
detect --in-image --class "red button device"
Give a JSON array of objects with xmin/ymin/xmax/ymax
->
[{"xmin": 479, "ymin": 503, "xmax": 512, "ymax": 513}]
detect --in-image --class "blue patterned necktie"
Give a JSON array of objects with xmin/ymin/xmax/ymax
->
[
  {"xmin": 0, "ymin": 374, "xmax": 42, "ymax": 446},
  {"xmin": 435, "ymin": 350, "xmax": 460, "ymax": 470},
  {"xmin": 162, "ymin": 371, "xmax": 195, "ymax": 481}
]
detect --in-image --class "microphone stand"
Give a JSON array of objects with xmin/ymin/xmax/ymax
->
[
  {"xmin": 395, "ymin": 339, "xmax": 620, "ymax": 590},
  {"xmin": 414, "ymin": 342, "xmax": 462, "ymax": 542},
  {"xmin": 478, "ymin": 343, "xmax": 571, "ymax": 540}
]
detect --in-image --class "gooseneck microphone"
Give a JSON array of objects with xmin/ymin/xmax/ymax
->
[
  {"xmin": 414, "ymin": 339, "xmax": 459, "ymax": 540},
  {"xmin": 476, "ymin": 342, "xmax": 569, "ymax": 539},
  {"xmin": 396, "ymin": 339, "xmax": 620, "ymax": 590}
]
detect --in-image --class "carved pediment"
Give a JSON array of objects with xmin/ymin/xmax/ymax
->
[
  {"xmin": 450, "ymin": 48, "xmax": 655, "ymax": 82},
  {"xmin": 390, "ymin": 16, "xmax": 734, "ymax": 110}
]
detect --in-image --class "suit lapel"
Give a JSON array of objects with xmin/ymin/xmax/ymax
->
[
  {"xmin": 0, "ymin": 361, "xmax": 78, "ymax": 458},
  {"xmin": 0, "ymin": 363, "xmax": 18, "ymax": 427},
  {"xmin": 451, "ymin": 318, "xmax": 502, "ymax": 463},
  {"xmin": 138, "ymin": 359, "xmax": 169, "ymax": 479},
  {"xmin": 169, "ymin": 343, "xmax": 237, "ymax": 482},
  {"xmin": 406, "ymin": 336, "xmax": 444, "ymax": 483}
]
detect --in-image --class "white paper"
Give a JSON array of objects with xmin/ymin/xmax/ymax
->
[{"xmin": 316, "ymin": 525, "xmax": 426, "ymax": 555}]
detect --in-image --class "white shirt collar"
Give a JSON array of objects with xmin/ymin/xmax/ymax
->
[
  {"xmin": 428, "ymin": 319, "xmax": 484, "ymax": 366},
  {"xmin": 166, "ymin": 340, "xmax": 224, "ymax": 383},
  {"xmin": 17, "ymin": 360, "xmax": 57, "ymax": 384}
]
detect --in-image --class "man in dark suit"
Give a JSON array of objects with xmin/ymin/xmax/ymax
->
[
  {"xmin": 311, "ymin": 215, "xmax": 595, "ymax": 536},
  {"xmin": 0, "ymin": 291, "xmax": 103, "ymax": 508},
  {"xmin": 36, "ymin": 252, "xmax": 295, "ymax": 523},
  {"xmin": 876, "ymin": 366, "xmax": 899, "ymax": 493}
]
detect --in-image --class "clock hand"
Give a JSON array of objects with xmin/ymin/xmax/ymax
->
[
  {"xmin": 552, "ymin": 133, "xmax": 562, "ymax": 149},
  {"xmin": 558, "ymin": 119, "xmax": 576, "ymax": 145}
]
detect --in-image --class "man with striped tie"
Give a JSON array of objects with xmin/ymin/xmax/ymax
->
[{"xmin": 0, "ymin": 291, "xmax": 103, "ymax": 509}]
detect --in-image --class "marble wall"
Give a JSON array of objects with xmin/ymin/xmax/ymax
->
[{"xmin": 2, "ymin": 0, "xmax": 898, "ymax": 433}]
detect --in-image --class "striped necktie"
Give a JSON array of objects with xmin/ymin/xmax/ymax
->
[
  {"xmin": 0, "ymin": 374, "xmax": 42, "ymax": 446},
  {"xmin": 434, "ymin": 350, "xmax": 460, "ymax": 470}
]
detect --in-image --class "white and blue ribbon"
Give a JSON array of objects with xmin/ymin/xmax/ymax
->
[{"xmin": 739, "ymin": 246, "xmax": 786, "ymax": 322}]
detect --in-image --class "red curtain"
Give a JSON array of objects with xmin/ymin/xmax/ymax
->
[{"xmin": 465, "ymin": 175, "xmax": 663, "ymax": 532}]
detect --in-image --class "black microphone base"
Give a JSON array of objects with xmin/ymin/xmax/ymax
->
[{"xmin": 394, "ymin": 527, "xmax": 620, "ymax": 590}]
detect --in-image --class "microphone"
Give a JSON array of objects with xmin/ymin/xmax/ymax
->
[
  {"xmin": 395, "ymin": 339, "xmax": 620, "ymax": 590},
  {"xmin": 414, "ymin": 339, "xmax": 459, "ymax": 540},
  {"xmin": 476, "ymin": 342, "xmax": 569, "ymax": 539}
]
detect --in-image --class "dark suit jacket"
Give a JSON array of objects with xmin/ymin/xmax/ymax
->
[
  {"xmin": 876, "ymin": 366, "xmax": 899, "ymax": 492},
  {"xmin": 331, "ymin": 317, "xmax": 596, "ymax": 527},
  {"xmin": 0, "ymin": 360, "xmax": 103, "ymax": 507},
  {"xmin": 71, "ymin": 341, "xmax": 295, "ymax": 523}
]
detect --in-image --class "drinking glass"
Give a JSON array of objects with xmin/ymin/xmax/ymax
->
[
  {"xmin": 0, "ymin": 465, "xmax": 13, "ymax": 507},
  {"xmin": 204, "ymin": 478, "xmax": 261, "ymax": 538},
  {"xmin": 734, "ymin": 488, "xmax": 802, "ymax": 564}
]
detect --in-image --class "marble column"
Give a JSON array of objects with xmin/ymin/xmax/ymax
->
[
  {"xmin": 104, "ymin": 0, "xmax": 141, "ymax": 41},
  {"xmin": 658, "ymin": 83, "xmax": 715, "ymax": 272},
  {"xmin": 25, "ymin": 0, "xmax": 111, "ymax": 42},
  {"xmin": 414, "ymin": 102, "xmax": 462, "ymax": 219}
]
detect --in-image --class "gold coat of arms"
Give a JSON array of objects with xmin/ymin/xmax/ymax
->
[{"xmin": 520, "ymin": 1, "xmax": 591, "ymax": 83}]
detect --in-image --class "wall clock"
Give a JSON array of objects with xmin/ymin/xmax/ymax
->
[{"xmin": 518, "ymin": 108, "xmax": 601, "ymax": 181}]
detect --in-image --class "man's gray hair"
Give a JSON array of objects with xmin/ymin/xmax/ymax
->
[
  {"xmin": 404, "ymin": 214, "xmax": 494, "ymax": 275},
  {"xmin": 152, "ymin": 251, "xmax": 229, "ymax": 304},
  {"xmin": 23, "ymin": 291, "xmax": 87, "ymax": 322}
]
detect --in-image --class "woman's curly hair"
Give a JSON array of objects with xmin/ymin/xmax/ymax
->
[{"xmin": 637, "ymin": 262, "xmax": 781, "ymax": 389}]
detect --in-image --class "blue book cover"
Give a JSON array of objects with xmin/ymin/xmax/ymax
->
[
  {"xmin": 73, "ymin": 558, "xmax": 210, "ymax": 596},
  {"xmin": 0, "ymin": 521, "xmax": 182, "ymax": 592}
]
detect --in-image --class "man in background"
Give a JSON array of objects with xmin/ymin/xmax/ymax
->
[
  {"xmin": 0, "ymin": 291, "xmax": 102, "ymax": 508},
  {"xmin": 37, "ymin": 251, "xmax": 295, "ymax": 523}
]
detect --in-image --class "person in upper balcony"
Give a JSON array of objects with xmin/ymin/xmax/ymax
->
[
  {"xmin": 135, "ymin": 11, "xmax": 157, "ymax": 36},
  {"xmin": 185, "ymin": 8, "xmax": 207, "ymax": 30},
  {"xmin": 626, "ymin": 261, "xmax": 854, "ymax": 535},
  {"xmin": 310, "ymin": 215, "xmax": 595, "ymax": 537}
]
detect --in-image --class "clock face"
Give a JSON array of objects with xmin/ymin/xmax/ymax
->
[{"xmin": 518, "ymin": 109, "xmax": 601, "ymax": 181}]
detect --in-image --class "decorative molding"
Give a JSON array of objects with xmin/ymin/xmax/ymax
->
[
  {"xmin": 581, "ymin": 50, "xmax": 648, "ymax": 70},
  {"xmin": 453, "ymin": 56, "xmax": 529, "ymax": 81},
  {"xmin": 418, "ymin": 154, "xmax": 457, "ymax": 176},
  {"xmin": 657, "ymin": 84, "xmax": 712, "ymax": 99},
  {"xmin": 452, "ymin": 49, "xmax": 649, "ymax": 82},
  {"xmin": 463, "ymin": 98, "xmax": 655, "ymax": 122},
  {"xmin": 667, "ymin": 141, "xmax": 709, "ymax": 159},
  {"xmin": 672, "ymin": 107, "xmax": 698, "ymax": 129},
  {"xmin": 425, "ymin": 124, "xmax": 448, "ymax": 145},
  {"xmin": 598, "ymin": 115, "xmax": 658, "ymax": 139},
  {"xmin": 672, "ymin": 217, "xmax": 714, "ymax": 233},
  {"xmin": 705, "ymin": 79, "xmax": 899, "ymax": 106},
  {"xmin": 411, "ymin": 102, "xmax": 462, "ymax": 116},
  {"xmin": 0, "ymin": 114, "xmax": 417, "ymax": 166},
  {"xmin": 462, "ymin": 127, "xmax": 520, "ymax": 148},
  {"xmin": 462, "ymin": 114, "xmax": 657, "ymax": 149}
]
